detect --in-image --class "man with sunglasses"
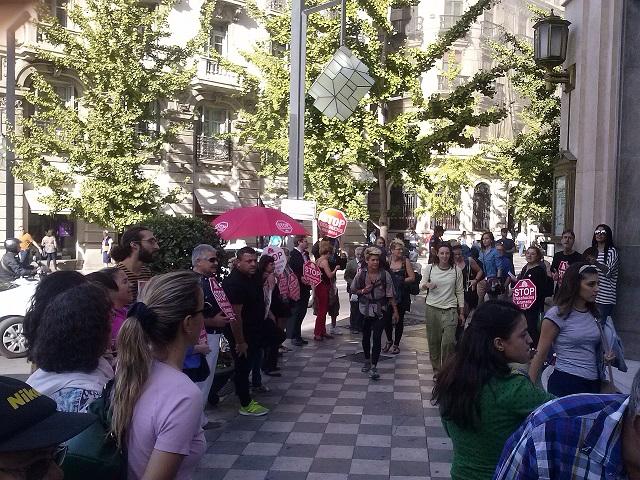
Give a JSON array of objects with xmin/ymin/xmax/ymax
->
[
  {"xmin": 0, "ymin": 376, "xmax": 96, "ymax": 480},
  {"xmin": 191, "ymin": 244, "xmax": 229, "ymax": 418}
]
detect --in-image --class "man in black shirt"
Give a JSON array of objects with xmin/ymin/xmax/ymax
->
[
  {"xmin": 222, "ymin": 247, "xmax": 269, "ymax": 416},
  {"xmin": 289, "ymin": 235, "xmax": 311, "ymax": 346},
  {"xmin": 551, "ymin": 230, "xmax": 583, "ymax": 286}
]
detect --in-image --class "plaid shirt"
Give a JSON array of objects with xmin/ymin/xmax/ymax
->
[{"xmin": 493, "ymin": 394, "xmax": 629, "ymax": 480}]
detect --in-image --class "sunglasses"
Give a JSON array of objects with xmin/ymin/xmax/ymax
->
[
  {"xmin": 0, "ymin": 445, "xmax": 67, "ymax": 479},
  {"xmin": 594, "ymin": 230, "xmax": 607, "ymax": 235},
  {"xmin": 192, "ymin": 301, "xmax": 214, "ymax": 316}
]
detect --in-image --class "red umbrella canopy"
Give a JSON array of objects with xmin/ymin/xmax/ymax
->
[{"xmin": 212, "ymin": 206, "xmax": 309, "ymax": 240}]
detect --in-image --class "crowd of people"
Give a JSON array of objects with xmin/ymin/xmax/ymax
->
[{"xmin": 0, "ymin": 221, "xmax": 635, "ymax": 480}]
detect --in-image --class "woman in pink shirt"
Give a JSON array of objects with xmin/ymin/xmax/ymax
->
[
  {"xmin": 86, "ymin": 267, "xmax": 132, "ymax": 348},
  {"xmin": 111, "ymin": 271, "xmax": 207, "ymax": 480}
]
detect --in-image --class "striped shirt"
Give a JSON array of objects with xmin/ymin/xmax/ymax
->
[
  {"xmin": 494, "ymin": 394, "xmax": 628, "ymax": 480},
  {"xmin": 116, "ymin": 263, "xmax": 153, "ymax": 301},
  {"xmin": 596, "ymin": 247, "xmax": 618, "ymax": 305}
]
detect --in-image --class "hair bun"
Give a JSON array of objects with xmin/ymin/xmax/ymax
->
[{"xmin": 127, "ymin": 301, "xmax": 157, "ymax": 330}]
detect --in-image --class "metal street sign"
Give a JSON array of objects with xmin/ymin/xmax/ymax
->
[{"xmin": 309, "ymin": 46, "xmax": 374, "ymax": 121}]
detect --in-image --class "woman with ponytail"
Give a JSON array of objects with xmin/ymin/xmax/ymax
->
[
  {"xmin": 432, "ymin": 301, "xmax": 554, "ymax": 480},
  {"xmin": 111, "ymin": 271, "xmax": 207, "ymax": 480}
]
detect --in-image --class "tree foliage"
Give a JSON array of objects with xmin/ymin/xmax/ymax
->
[
  {"xmin": 143, "ymin": 214, "xmax": 223, "ymax": 274},
  {"xmin": 488, "ymin": 29, "xmax": 560, "ymax": 228},
  {"xmin": 12, "ymin": 0, "xmax": 214, "ymax": 230},
  {"xmin": 239, "ymin": 0, "xmax": 507, "ymax": 221}
]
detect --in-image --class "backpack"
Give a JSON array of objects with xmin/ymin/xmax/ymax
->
[
  {"xmin": 62, "ymin": 380, "xmax": 127, "ymax": 480},
  {"xmin": 356, "ymin": 270, "xmax": 390, "ymax": 317}
]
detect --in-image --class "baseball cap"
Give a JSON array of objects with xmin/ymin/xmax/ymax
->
[{"xmin": 0, "ymin": 376, "xmax": 97, "ymax": 452}]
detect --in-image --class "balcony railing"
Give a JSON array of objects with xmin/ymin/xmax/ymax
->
[
  {"xmin": 200, "ymin": 58, "xmax": 241, "ymax": 87},
  {"xmin": 437, "ymin": 75, "xmax": 470, "ymax": 91},
  {"xmin": 197, "ymin": 136, "xmax": 231, "ymax": 163},
  {"xmin": 269, "ymin": 0, "xmax": 285, "ymax": 12},
  {"xmin": 430, "ymin": 214, "xmax": 460, "ymax": 232},
  {"xmin": 480, "ymin": 21, "xmax": 502, "ymax": 40}
]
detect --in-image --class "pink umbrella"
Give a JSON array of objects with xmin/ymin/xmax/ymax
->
[{"xmin": 212, "ymin": 206, "xmax": 308, "ymax": 240}]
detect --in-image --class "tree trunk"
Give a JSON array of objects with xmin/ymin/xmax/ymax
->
[{"xmin": 378, "ymin": 166, "xmax": 388, "ymax": 240}]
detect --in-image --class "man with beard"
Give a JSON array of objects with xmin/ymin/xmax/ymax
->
[
  {"xmin": 222, "ymin": 247, "xmax": 269, "ymax": 416},
  {"xmin": 110, "ymin": 225, "xmax": 159, "ymax": 301}
]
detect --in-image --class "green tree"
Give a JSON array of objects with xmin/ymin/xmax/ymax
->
[
  {"xmin": 240, "ymin": 0, "xmax": 507, "ymax": 235},
  {"xmin": 488, "ymin": 29, "xmax": 560, "ymax": 229},
  {"xmin": 11, "ymin": 0, "xmax": 215, "ymax": 230}
]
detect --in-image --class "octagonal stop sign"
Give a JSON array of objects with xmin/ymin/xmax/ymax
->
[{"xmin": 512, "ymin": 278, "xmax": 537, "ymax": 310}]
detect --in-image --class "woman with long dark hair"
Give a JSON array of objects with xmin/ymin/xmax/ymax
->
[
  {"xmin": 529, "ymin": 262, "xmax": 608, "ymax": 396},
  {"xmin": 421, "ymin": 242, "xmax": 464, "ymax": 372},
  {"xmin": 432, "ymin": 301, "xmax": 553, "ymax": 480},
  {"xmin": 590, "ymin": 224, "xmax": 619, "ymax": 320},
  {"xmin": 384, "ymin": 239, "xmax": 416, "ymax": 354},
  {"xmin": 478, "ymin": 231, "xmax": 498, "ymax": 305}
]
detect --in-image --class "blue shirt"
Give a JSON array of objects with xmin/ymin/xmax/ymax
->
[
  {"xmin": 480, "ymin": 248, "xmax": 499, "ymax": 278},
  {"xmin": 495, "ymin": 255, "xmax": 513, "ymax": 278},
  {"xmin": 494, "ymin": 394, "xmax": 629, "ymax": 480}
]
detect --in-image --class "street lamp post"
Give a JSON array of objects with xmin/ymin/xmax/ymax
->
[
  {"xmin": 532, "ymin": 10, "xmax": 574, "ymax": 91},
  {"xmin": 287, "ymin": 0, "xmax": 345, "ymax": 200}
]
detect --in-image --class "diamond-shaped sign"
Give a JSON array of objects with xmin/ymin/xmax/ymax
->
[{"xmin": 309, "ymin": 46, "xmax": 375, "ymax": 121}]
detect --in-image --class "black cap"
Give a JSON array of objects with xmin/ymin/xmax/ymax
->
[{"xmin": 0, "ymin": 376, "xmax": 97, "ymax": 452}]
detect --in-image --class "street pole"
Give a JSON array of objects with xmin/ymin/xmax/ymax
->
[
  {"xmin": 287, "ymin": 0, "xmax": 344, "ymax": 200},
  {"xmin": 5, "ymin": 13, "xmax": 30, "ymax": 239}
]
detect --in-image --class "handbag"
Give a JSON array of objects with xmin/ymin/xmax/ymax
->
[
  {"xmin": 596, "ymin": 318, "xmax": 619, "ymax": 394},
  {"xmin": 63, "ymin": 381, "xmax": 127, "ymax": 480},
  {"xmin": 183, "ymin": 354, "xmax": 211, "ymax": 383}
]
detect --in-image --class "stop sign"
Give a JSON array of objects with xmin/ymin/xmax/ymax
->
[
  {"xmin": 317, "ymin": 208, "xmax": 347, "ymax": 238},
  {"xmin": 512, "ymin": 278, "xmax": 537, "ymax": 310}
]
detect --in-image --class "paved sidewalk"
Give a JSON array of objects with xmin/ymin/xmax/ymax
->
[{"xmin": 195, "ymin": 322, "xmax": 452, "ymax": 480}]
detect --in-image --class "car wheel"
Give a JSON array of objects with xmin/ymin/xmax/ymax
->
[{"xmin": 0, "ymin": 316, "xmax": 28, "ymax": 359}]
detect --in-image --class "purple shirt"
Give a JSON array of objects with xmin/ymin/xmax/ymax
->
[{"xmin": 127, "ymin": 361, "xmax": 206, "ymax": 480}]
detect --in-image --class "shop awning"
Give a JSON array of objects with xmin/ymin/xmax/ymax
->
[
  {"xmin": 194, "ymin": 188, "xmax": 241, "ymax": 215},
  {"xmin": 24, "ymin": 189, "xmax": 72, "ymax": 215}
]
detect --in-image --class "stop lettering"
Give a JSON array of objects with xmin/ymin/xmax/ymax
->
[{"xmin": 512, "ymin": 279, "xmax": 537, "ymax": 310}]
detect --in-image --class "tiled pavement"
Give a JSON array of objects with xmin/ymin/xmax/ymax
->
[{"xmin": 195, "ymin": 322, "xmax": 453, "ymax": 480}]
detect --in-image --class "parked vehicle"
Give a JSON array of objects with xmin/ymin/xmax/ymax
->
[{"xmin": 0, "ymin": 276, "xmax": 38, "ymax": 358}]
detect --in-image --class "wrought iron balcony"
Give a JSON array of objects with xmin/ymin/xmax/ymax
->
[{"xmin": 197, "ymin": 136, "xmax": 231, "ymax": 163}]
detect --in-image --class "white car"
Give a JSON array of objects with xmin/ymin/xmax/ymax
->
[{"xmin": 0, "ymin": 277, "xmax": 38, "ymax": 358}]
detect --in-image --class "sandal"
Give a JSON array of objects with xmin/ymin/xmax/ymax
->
[
  {"xmin": 383, "ymin": 341, "xmax": 392, "ymax": 353},
  {"xmin": 391, "ymin": 345, "xmax": 400, "ymax": 354}
]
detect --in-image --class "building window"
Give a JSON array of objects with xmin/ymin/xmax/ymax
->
[
  {"xmin": 55, "ymin": 0, "xmax": 68, "ymax": 27},
  {"xmin": 202, "ymin": 107, "xmax": 228, "ymax": 137},
  {"xmin": 53, "ymin": 84, "xmax": 77, "ymax": 109},
  {"xmin": 206, "ymin": 24, "xmax": 228, "ymax": 74},
  {"xmin": 445, "ymin": 0, "xmax": 463, "ymax": 16},
  {"xmin": 472, "ymin": 182, "xmax": 491, "ymax": 231}
]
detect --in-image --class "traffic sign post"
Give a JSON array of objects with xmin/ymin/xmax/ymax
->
[{"xmin": 512, "ymin": 279, "xmax": 537, "ymax": 310}]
